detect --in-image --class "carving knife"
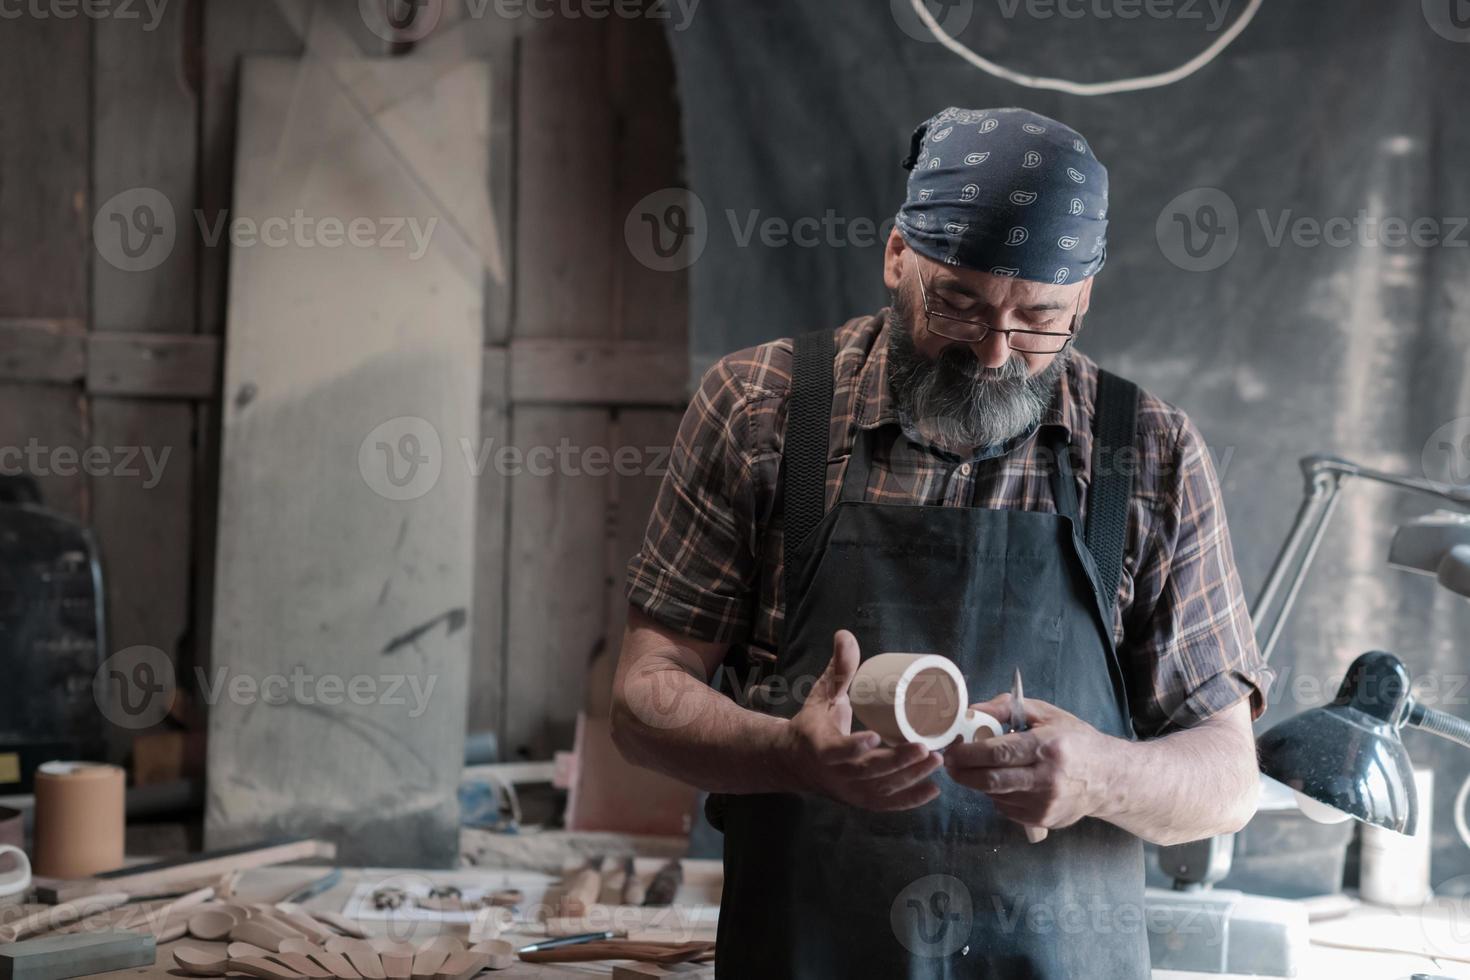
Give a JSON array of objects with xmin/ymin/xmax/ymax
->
[{"xmin": 1011, "ymin": 668, "xmax": 1049, "ymax": 844}]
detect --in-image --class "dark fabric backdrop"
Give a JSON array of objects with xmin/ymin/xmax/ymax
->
[{"xmin": 662, "ymin": 0, "xmax": 1470, "ymax": 886}]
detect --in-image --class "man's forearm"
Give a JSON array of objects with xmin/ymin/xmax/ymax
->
[
  {"xmin": 1091, "ymin": 706, "xmax": 1259, "ymax": 846},
  {"xmin": 612, "ymin": 656, "xmax": 801, "ymax": 794}
]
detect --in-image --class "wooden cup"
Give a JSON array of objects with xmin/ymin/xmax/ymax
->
[{"xmin": 850, "ymin": 653, "xmax": 1002, "ymax": 750}]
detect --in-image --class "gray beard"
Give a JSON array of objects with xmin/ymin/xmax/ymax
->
[{"xmin": 886, "ymin": 305, "xmax": 1070, "ymax": 455}]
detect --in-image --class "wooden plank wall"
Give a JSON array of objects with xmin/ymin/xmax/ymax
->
[
  {"xmin": 0, "ymin": 0, "xmax": 688, "ymax": 767},
  {"xmin": 496, "ymin": 8, "xmax": 689, "ymax": 760}
]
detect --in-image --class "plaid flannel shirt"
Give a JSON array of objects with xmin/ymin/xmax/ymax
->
[{"xmin": 627, "ymin": 312, "xmax": 1270, "ymax": 735}]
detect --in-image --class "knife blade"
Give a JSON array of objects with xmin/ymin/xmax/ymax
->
[
  {"xmin": 1009, "ymin": 668, "xmax": 1027, "ymax": 736},
  {"xmin": 1010, "ymin": 668, "xmax": 1048, "ymax": 844}
]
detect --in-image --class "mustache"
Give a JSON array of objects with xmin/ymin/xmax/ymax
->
[
  {"xmin": 930, "ymin": 343, "xmax": 1030, "ymax": 381},
  {"xmin": 885, "ymin": 295, "xmax": 1068, "ymax": 451}
]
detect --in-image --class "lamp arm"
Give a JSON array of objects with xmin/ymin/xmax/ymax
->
[
  {"xmin": 1407, "ymin": 702, "xmax": 1470, "ymax": 751},
  {"xmin": 1253, "ymin": 454, "xmax": 1470, "ymax": 662},
  {"xmin": 1253, "ymin": 461, "xmax": 1343, "ymax": 661}
]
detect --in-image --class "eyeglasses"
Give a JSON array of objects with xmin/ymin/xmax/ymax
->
[{"xmin": 909, "ymin": 252, "xmax": 1080, "ymax": 354}]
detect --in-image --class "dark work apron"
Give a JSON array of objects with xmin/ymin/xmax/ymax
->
[{"xmin": 709, "ymin": 331, "xmax": 1150, "ymax": 979}]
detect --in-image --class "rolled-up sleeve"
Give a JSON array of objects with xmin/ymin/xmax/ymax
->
[
  {"xmin": 625, "ymin": 358, "xmax": 762, "ymax": 644},
  {"xmin": 1123, "ymin": 417, "xmax": 1273, "ymax": 736}
]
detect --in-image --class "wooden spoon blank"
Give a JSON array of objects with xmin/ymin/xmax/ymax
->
[
  {"xmin": 308, "ymin": 948, "xmax": 365, "ymax": 980},
  {"xmin": 434, "ymin": 942, "xmax": 514, "ymax": 980},
  {"xmin": 274, "ymin": 906, "xmax": 338, "ymax": 943},
  {"xmin": 175, "ymin": 947, "xmax": 230, "ymax": 975},
  {"xmin": 368, "ymin": 940, "xmax": 414, "ymax": 980},
  {"xmin": 230, "ymin": 956, "xmax": 308, "ymax": 980},
  {"xmin": 337, "ymin": 940, "xmax": 386, "ymax": 980},
  {"xmin": 468, "ymin": 941, "xmax": 515, "ymax": 971},
  {"xmin": 410, "ymin": 938, "xmax": 462, "ymax": 980},
  {"xmin": 432, "ymin": 953, "xmax": 484, "ymax": 980},
  {"xmin": 233, "ymin": 920, "xmax": 292, "ymax": 952},
  {"xmin": 175, "ymin": 948, "xmax": 306, "ymax": 980},
  {"xmin": 311, "ymin": 910, "xmax": 369, "ymax": 939},
  {"xmin": 189, "ymin": 908, "xmax": 240, "ymax": 941},
  {"xmin": 229, "ymin": 942, "xmax": 275, "ymax": 960},
  {"xmin": 270, "ymin": 952, "xmax": 332, "ymax": 978}
]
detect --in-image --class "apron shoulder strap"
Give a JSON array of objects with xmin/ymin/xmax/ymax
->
[
  {"xmin": 783, "ymin": 329, "xmax": 836, "ymax": 555},
  {"xmin": 1085, "ymin": 368, "xmax": 1141, "ymax": 620}
]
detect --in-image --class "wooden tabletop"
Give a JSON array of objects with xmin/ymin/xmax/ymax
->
[{"xmin": 52, "ymin": 865, "xmax": 1470, "ymax": 980}]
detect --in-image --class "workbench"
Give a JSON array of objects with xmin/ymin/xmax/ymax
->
[{"xmin": 54, "ymin": 866, "xmax": 1470, "ymax": 980}]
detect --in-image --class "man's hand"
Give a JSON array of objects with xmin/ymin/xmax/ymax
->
[
  {"xmin": 943, "ymin": 693, "xmax": 1111, "ymax": 831},
  {"xmin": 780, "ymin": 630, "xmax": 945, "ymax": 812}
]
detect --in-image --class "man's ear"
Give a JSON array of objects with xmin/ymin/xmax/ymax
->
[{"xmin": 883, "ymin": 227, "xmax": 907, "ymax": 292}]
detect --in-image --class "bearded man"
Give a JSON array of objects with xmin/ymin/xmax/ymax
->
[{"xmin": 612, "ymin": 106, "xmax": 1269, "ymax": 979}]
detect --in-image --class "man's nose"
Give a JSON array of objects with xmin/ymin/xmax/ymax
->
[{"xmin": 969, "ymin": 329, "xmax": 1012, "ymax": 370}]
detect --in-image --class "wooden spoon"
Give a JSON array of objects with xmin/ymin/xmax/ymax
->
[
  {"xmin": 263, "ymin": 940, "xmax": 330, "ymax": 979},
  {"xmin": 325, "ymin": 937, "xmax": 386, "ymax": 980},
  {"xmin": 368, "ymin": 939, "xmax": 415, "ymax": 980},
  {"xmin": 305, "ymin": 948, "xmax": 363, "ymax": 980},
  {"xmin": 311, "ymin": 910, "xmax": 369, "ymax": 939},
  {"xmin": 174, "ymin": 946, "xmax": 304, "ymax": 980},
  {"xmin": 233, "ymin": 920, "xmax": 292, "ymax": 952},
  {"xmin": 274, "ymin": 904, "xmax": 339, "ymax": 943},
  {"xmin": 434, "ymin": 940, "xmax": 515, "ymax": 979},
  {"xmin": 251, "ymin": 906, "xmax": 313, "ymax": 938},
  {"xmin": 279, "ymin": 937, "xmax": 359, "ymax": 979},
  {"xmin": 229, "ymin": 942, "xmax": 275, "ymax": 960},
  {"xmin": 410, "ymin": 937, "xmax": 463, "ymax": 980},
  {"xmin": 189, "ymin": 907, "xmax": 240, "ymax": 941}
]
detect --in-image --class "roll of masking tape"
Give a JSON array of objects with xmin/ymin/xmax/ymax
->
[{"xmin": 33, "ymin": 762, "xmax": 125, "ymax": 878}]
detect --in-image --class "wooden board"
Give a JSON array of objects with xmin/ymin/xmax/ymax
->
[
  {"xmin": 205, "ymin": 57, "xmax": 487, "ymax": 867},
  {"xmin": 0, "ymin": 931, "xmax": 154, "ymax": 980},
  {"xmin": 0, "ymin": 321, "xmax": 87, "ymax": 385},
  {"xmin": 514, "ymin": 13, "xmax": 615, "ymax": 340},
  {"xmin": 0, "ymin": 13, "xmax": 91, "ymax": 524},
  {"xmin": 503, "ymin": 408, "xmax": 610, "ymax": 759},
  {"xmin": 89, "ymin": 0, "xmax": 201, "ymax": 742},
  {"xmin": 34, "ymin": 838, "xmax": 334, "ymax": 904},
  {"xmin": 0, "ymin": 15, "xmax": 88, "ymax": 322},
  {"xmin": 467, "ymin": 349, "xmax": 509, "ymax": 738}
]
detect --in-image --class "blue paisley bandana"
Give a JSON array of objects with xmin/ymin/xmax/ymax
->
[{"xmin": 896, "ymin": 107, "xmax": 1109, "ymax": 285}]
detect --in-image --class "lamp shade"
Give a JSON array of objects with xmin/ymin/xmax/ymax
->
[{"xmin": 1257, "ymin": 651, "xmax": 1419, "ymax": 835}]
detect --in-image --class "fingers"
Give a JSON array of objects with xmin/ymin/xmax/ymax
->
[
  {"xmin": 868, "ymin": 778, "xmax": 942, "ymax": 812},
  {"xmin": 969, "ymin": 692, "xmax": 1011, "ymax": 721},
  {"xmin": 969, "ymin": 692, "xmax": 1066, "ymax": 727},
  {"xmin": 848, "ymin": 751, "xmax": 945, "ymax": 809},
  {"xmin": 811, "ymin": 630, "xmax": 862, "ymax": 706},
  {"xmin": 816, "ymin": 731, "xmax": 882, "ymax": 764},
  {"xmin": 946, "ymin": 760, "xmax": 1037, "ymax": 795},
  {"xmin": 945, "ymin": 731, "xmax": 1039, "ymax": 770},
  {"xmin": 839, "ymin": 741, "xmax": 933, "ymax": 780}
]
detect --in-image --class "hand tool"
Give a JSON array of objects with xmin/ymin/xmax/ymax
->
[
  {"xmin": 282, "ymin": 870, "xmax": 341, "ymax": 906},
  {"xmin": 1010, "ymin": 668, "xmax": 1048, "ymax": 844},
  {"xmin": 514, "ymin": 932, "xmax": 616, "ymax": 954},
  {"xmin": 517, "ymin": 940, "xmax": 715, "ymax": 966}
]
